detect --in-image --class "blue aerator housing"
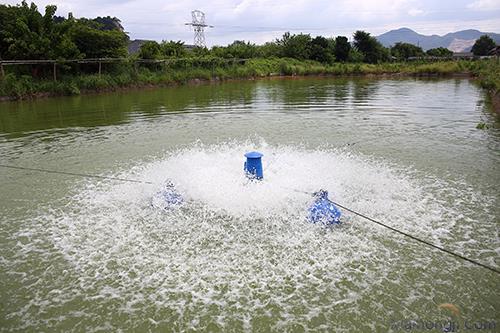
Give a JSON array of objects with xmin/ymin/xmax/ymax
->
[
  {"xmin": 151, "ymin": 181, "xmax": 183, "ymax": 210},
  {"xmin": 308, "ymin": 190, "xmax": 342, "ymax": 225},
  {"xmin": 244, "ymin": 151, "xmax": 264, "ymax": 180}
]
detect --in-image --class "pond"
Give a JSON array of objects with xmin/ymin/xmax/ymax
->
[{"xmin": 0, "ymin": 77, "xmax": 498, "ymax": 332}]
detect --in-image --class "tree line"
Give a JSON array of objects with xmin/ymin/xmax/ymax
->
[
  {"xmin": 1, "ymin": 1, "xmax": 497, "ymax": 66},
  {"xmin": 139, "ymin": 32, "xmax": 466, "ymax": 63},
  {"xmin": 0, "ymin": 1, "xmax": 128, "ymax": 60}
]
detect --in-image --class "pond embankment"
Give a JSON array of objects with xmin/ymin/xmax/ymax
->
[{"xmin": 1, "ymin": 58, "xmax": 499, "ymax": 114}]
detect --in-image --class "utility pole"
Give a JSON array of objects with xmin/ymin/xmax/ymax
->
[
  {"xmin": 0, "ymin": 53, "xmax": 4, "ymax": 80},
  {"xmin": 185, "ymin": 10, "xmax": 213, "ymax": 48}
]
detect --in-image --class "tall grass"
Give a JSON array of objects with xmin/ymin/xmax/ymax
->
[
  {"xmin": 468, "ymin": 59, "xmax": 500, "ymax": 91},
  {"xmin": 1, "ymin": 58, "xmax": 498, "ymax": 100}
]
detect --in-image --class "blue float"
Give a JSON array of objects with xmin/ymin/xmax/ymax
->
[
  {"xmin": 151, "ymin": 181, "xmax": 183, "ymax": 210},
  {"xmin": 244, "ymin": 151, "xmax": 264, "ymax": 180},
  {"xmin": 308, "ymin": 190, "xmax": 342, "ymax": 225}
]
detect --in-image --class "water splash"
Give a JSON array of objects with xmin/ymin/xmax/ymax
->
[{"xmin": 7, "ymin": 140, "xmax": 497, "ymax": 331}]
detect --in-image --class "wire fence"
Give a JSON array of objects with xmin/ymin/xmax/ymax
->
[{"xmin": 0, "ymin": 57, "xmax": 249, "ymax": 81}]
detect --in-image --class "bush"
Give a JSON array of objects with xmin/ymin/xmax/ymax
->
[
  {"xmin": 77, "ymin": 74, "xmax": 110, "ymax": 90},
  {"xmin": 1, "ymin": 74, "xmax": 34, "ymax": 98},
  {"xmin": 65, "ymin": 82, "xmax": 81, "ymax": 95}
]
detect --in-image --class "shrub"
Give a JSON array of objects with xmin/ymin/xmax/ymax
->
[{"xmin": 1, "ymin": 74, "xmax": 34, "ymax": 98}]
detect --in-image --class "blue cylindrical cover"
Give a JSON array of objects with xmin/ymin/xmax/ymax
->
[
  {"xmin": 244, "ymin": 151, "xmax": 264, "ymax": 180},
  {"xmin": 308, "ymin": 190, "xmax": 342, "ymax": 225}
]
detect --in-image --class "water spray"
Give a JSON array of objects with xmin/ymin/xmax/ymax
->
[
  {"xmin": 241, "ymin": 151, "xmax": 341, "ymax": 224},
  {"xmin": 2, "ymin": 145, "xmax": 498, "ymax": 274}
]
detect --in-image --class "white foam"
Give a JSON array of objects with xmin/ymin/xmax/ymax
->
[{"xmin": 8, "ymin": 140, "xmax": 497, "ymax": 331}]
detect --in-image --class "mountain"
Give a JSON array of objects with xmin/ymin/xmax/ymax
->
[{"xmin": 376, "ymin": 28, "xmax": 500, "ymax": 52}]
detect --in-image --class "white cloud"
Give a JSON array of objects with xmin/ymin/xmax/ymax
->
[
  {"xmin": 467, "ymin": 0, "xmax": 500, "ymax": 10},
  {"xmin": 408, "ymin": 8, "xmax": 424, "ymax": 16},
  {"xmin": 2, "ymin": 0, "xmax": 499, "ymax": 45},
  {"xmin": 332, "ymin": 0, "xmax": 410, "ymax": 21}
]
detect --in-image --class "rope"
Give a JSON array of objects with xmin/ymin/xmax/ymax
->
[
  {"xmin": 285, "ymin": 186, "xmax": 500, "ymax": 275},
  {"xmin": 0, "ymin": 164, "xmax": 153, "ymax": 184},
  {"xmin": 1, "ymin": 163, "xmax": 498, "ymax": 275},
  {"xmin": 327, "ymin": 199, "xmax": 500, "ymax": 275}
]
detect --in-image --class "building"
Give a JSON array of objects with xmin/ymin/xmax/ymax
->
[
  {"xmin": 451, "ymin": 52, "xmax": 474, "ymax": 59},
  {"xmin": 128, "ymin": 40, "xmax": 197, "ymax": 55}
]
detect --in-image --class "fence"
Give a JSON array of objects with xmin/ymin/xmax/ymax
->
[{"xmin": 0, "ymin": 57, "xmax": 248, "ymax": 81}]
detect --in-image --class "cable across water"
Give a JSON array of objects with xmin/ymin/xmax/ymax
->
[{"xmin": 1, "ymin": 162, "xmax": 498, "ymax": 275}]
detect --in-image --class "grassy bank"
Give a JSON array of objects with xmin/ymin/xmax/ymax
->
[
  {"xmin": 467, "ymin": 58, "xmax": 500, "ymax": 114},
  {"xmin": 0, "ymin": 58, "xmax": 499, "ymax": 105}
]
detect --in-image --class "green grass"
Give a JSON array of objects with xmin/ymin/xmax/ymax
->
[
  {"xmin": 469, "ymin": 59, "xmax": 500, "ymax": 91},
  {"xmin": 1, "ymin": 58, "xmax": 499, "ymax": 100}
]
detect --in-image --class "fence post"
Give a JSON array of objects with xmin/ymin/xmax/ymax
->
[
  {"xmin": 53, "ymin": 62, "xmax": 57, "ymax": 81},
  {"xmin": 98, "ymin": 59, "xmax": 102, "ymax": 77},
  {"xmin": 0, "ymin": 61, "xmax": 4, "ymax": 80}
]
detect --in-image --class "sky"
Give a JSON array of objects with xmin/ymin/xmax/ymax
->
[{"xmin": 4, "ymin": 0, "xmax": 500, "ymax": 46}]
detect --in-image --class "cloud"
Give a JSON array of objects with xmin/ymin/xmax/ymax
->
[
  {"xmin": 408, "ymin": 8, "xmax": 424, "ymax": 16},
  {"xmin": 2, "ymin": 0, "xmax": 499, "ymax": 46},
  {"xmin": 467, "ymin": 0, "xmax": 500, "ymax": 10},
  {"xmin": 330, "ymin": 0, "xmax": 427, "ymax": 21}
]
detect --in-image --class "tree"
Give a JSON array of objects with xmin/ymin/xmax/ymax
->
[
  {"xmin": 277, "ymin": 32, "xmax": 312, "ymax": 60},
  {"xmin": 0, "ymin": 1, "xmax": 128, "ymax": 60},
  {"xmin": 390, "ymin": 42, "xmax": 424, "ymax": 60},
  {"xmin": 348, "ymin": 48, "xmax": 364, "ymax": 62},
  {"xmin": 309, "ymin": 36, "xmax": 334, "ymax": 63},
  {"xmin": 0, "ymin": 1, "xmax": 81, "ymax": 60},
  {"xmin": 353, "ymin": 30, "xmax": 389, "ymax": 63},
  {"xmin": 92, "ymin": 16, "xmax": 124, "ymax": 31},
  {"xmin": 426, "ymin": 47, "xmax": 453, "ymax": 57},
  {"xmin": 257, "ymin": 41, "xmax": 281, "ymax": 58},
  {"xmin": 211, "ymin": 40, "xmax": 258, "ymax": 59},
  {"xmin": 138, "ymin": 41, "xmax": 162, "ymax": 59},
  {"xmin": 70, "ymin": 22, "xmax": 128, "ymax": 58},
  {"xmin": 334, "ymin": 36, "xmax": 351, "ymax": 62},
  {"xmin": 161, "ymin": 40, "xmax": 187, "ymax": 58},
  {"xmin": 191, "ymin": 46, "xmax": 210, "ymax": 57},
  {"xmin": 0, "ymin": 1, "xmax": 48, "ymax": 59},
  {"xmin": 471, "ymin": 35, "xmax": 496, "ymax": 56}
]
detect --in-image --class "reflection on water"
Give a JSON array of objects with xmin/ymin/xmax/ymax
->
[
  {"xmin": 0, "ymin": 82, "xmax": 260, "ymax": 136},
  {"xmin": 0, "ymin": 78, "xmax": 498, "ymax": 137}
]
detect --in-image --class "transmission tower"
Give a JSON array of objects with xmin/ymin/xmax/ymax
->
[{"xmin": 185, "ymin": 10, "xmax": 213, "ymax": 47}]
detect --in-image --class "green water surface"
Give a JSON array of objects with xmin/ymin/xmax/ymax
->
[{"xmin": 0, "ymin": 78, "xmax": 499, "ymax": 332}]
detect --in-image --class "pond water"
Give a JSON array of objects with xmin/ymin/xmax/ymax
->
[{"xmin": 0, "ymin": 77, "xmax": 499, "ymax": 332}]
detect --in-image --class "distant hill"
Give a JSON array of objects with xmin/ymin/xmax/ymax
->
[{"xmin": 376, "ymin": 28, "xmax": 500, "ymax": 52}]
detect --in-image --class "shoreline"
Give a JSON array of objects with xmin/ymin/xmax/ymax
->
[
  {"xmin": 0, "ymin": 65, "xmax": 498, "ymax": 115},
  {"xmin": 0, "ymin": 71, "xmax": 474, "ymax": 102},
  {"xmin": 490, "ymin": 90, "xmax": 500, "ymax": 114}
]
